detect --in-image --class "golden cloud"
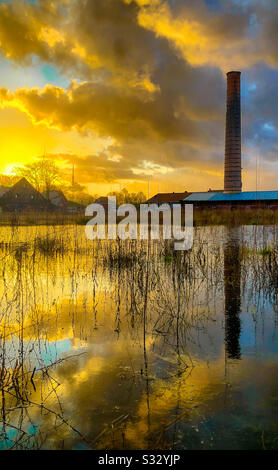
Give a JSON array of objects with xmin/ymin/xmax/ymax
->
[
  {"xmin": 1, "ymin": 0, "xmax": 277, "ymax": 76},
  {"xmin": 1, "ymin": 0, "xmax": 278, "ymax": 190}
]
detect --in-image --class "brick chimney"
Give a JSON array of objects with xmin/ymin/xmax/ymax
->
[{"xmin": 224, "ymin": 71, "xmax": 242, "ymax": 192}]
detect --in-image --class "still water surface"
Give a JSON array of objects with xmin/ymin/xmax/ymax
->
[{"xmin": 0, "ymin": 225, "xmax": 278, "ymax": 450}]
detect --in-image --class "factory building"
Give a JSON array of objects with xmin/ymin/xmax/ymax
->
[
  {"xmin": 184, "ymin": 191, "xmax": 278, "ymax": 210},
  {"xmin": 183, "ymin": 71, "xmax": 278, "ymax": 209}
]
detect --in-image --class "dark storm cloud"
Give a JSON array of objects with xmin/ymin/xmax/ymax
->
[{"xmin": 1, "ymin": 0, "xmax": 278, "ymax": 184}]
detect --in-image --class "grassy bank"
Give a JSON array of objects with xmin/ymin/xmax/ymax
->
[
  {"xmin": 0, "ymin": 211, "xmax": 86, "ymax": 226},
  {"xmin": 193, "ymin": 208, "xmax": 278, "ymax": 226},
  {"xmin": 1, "ymin": 207, "xmax": 278, "ymax": 227}
]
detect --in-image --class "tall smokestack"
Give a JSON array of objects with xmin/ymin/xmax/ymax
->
[{"xmin": 224, "ymin": 71, "xmax": 242, "ymax": 192}]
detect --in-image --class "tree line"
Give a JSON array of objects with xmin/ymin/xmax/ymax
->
[{"xmin": 0, "ymin": 158, "xmax": 146, "ymax": 206}]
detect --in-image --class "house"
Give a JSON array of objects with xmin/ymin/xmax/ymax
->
[
  {"xmin": 0, "ymin": 178, "xmax": 55, "ymax": 212},
  {"xmin": 96, "ymin": 196, "xmax": 109, "ymax": 211},
  {"xmin": 43, "ymin": 190, "xmax": 68, "ymax": 210},
  {"xmin": 146, "ymin": 192, "xmax": 191, "ymax": 206},
  {"xmin": 43, "ymin": 189, "xmax": 85, "ymax": 213},
  {"xmin": 183, "ymin": 191, "xmax": 278, "ymax": 210}
]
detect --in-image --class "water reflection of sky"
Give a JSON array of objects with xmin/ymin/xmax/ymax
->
[{"xmin": 1, "ymin": 225, "xmax": 278, "ymax": 449}]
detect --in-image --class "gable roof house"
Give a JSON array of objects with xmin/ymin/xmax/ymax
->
[
  {"xmin": 42, "ymin": 189, "xmax": 85, "ymax": 213},
  {"xmin": 96, "ymin": 196, "xmax": 109, "ymax": 211},
  {"xmin": 43, "ymin": 190, "xmax": 69, "ymax": 210},
  {"xmin": 0, "ymin": 178, "xmax": 55, "ymax": 212},
  {"xmin": 146, "ymin": 191, "xmax": 192, "ymax": 206}
]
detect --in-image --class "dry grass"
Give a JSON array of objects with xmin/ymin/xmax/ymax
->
[
  {"xmin": 0, "ymin": 211, "xmax": 86, "ymax": 227},
  {"xmin": 193, "ymin": 208, "xmax": 278, "ymax": 226},
  {"xmin": 2, "ymin": 207, "xmax": 278, "ymax": 228}
]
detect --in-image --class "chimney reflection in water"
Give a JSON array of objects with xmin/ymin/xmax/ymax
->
[{"xmin": 224, "ymin": 228, "xmax": 242, "ymax": 360}]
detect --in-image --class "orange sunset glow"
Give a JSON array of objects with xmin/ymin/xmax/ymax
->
[{"xmin": 1, "ymin": 0, "xmax": 278, "ymax": 197}]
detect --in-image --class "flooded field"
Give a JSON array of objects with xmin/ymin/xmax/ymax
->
[{"xmin": 1, "ymin": 224, "xmax": 278, "ymax": 450}]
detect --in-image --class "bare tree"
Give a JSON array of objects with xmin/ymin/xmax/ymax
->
[
  {"xmin": 15, "ymin": 158, "xmax": 61, "ymax": 195},
  {"xmin": 108, "ymin": 188, "xmax": 147, "ymax": 205}
]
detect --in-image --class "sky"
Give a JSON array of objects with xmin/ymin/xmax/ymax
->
[{"xmin": 0, "ymin": 0, "xmax": 278, "ymax": 196}]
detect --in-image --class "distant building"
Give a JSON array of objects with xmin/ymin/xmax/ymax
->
[
  {"xmin": 43, "ymin": 190, "xmax": 68, "ymax": 210},
  {"xmin": 43, "ymin": 189, "xmax": 85, "ymax": 213},
  {"xmin": 96, "ymin": 197, "xmax": 109, "ymax": 211},
  {"xmin": 146, "ymin": 192, "xmax": 191, "ymax": 206},
  {"xmin": 183, "ymin": 191, "xmax": 278, "ymax": 210},
  {"xmin": 0, "ymin": 178, "xmax": 55, "ymax": 212},
  {"xmin": 181, "ymin": 72, "xmax": 278, "ymax": 210}
]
